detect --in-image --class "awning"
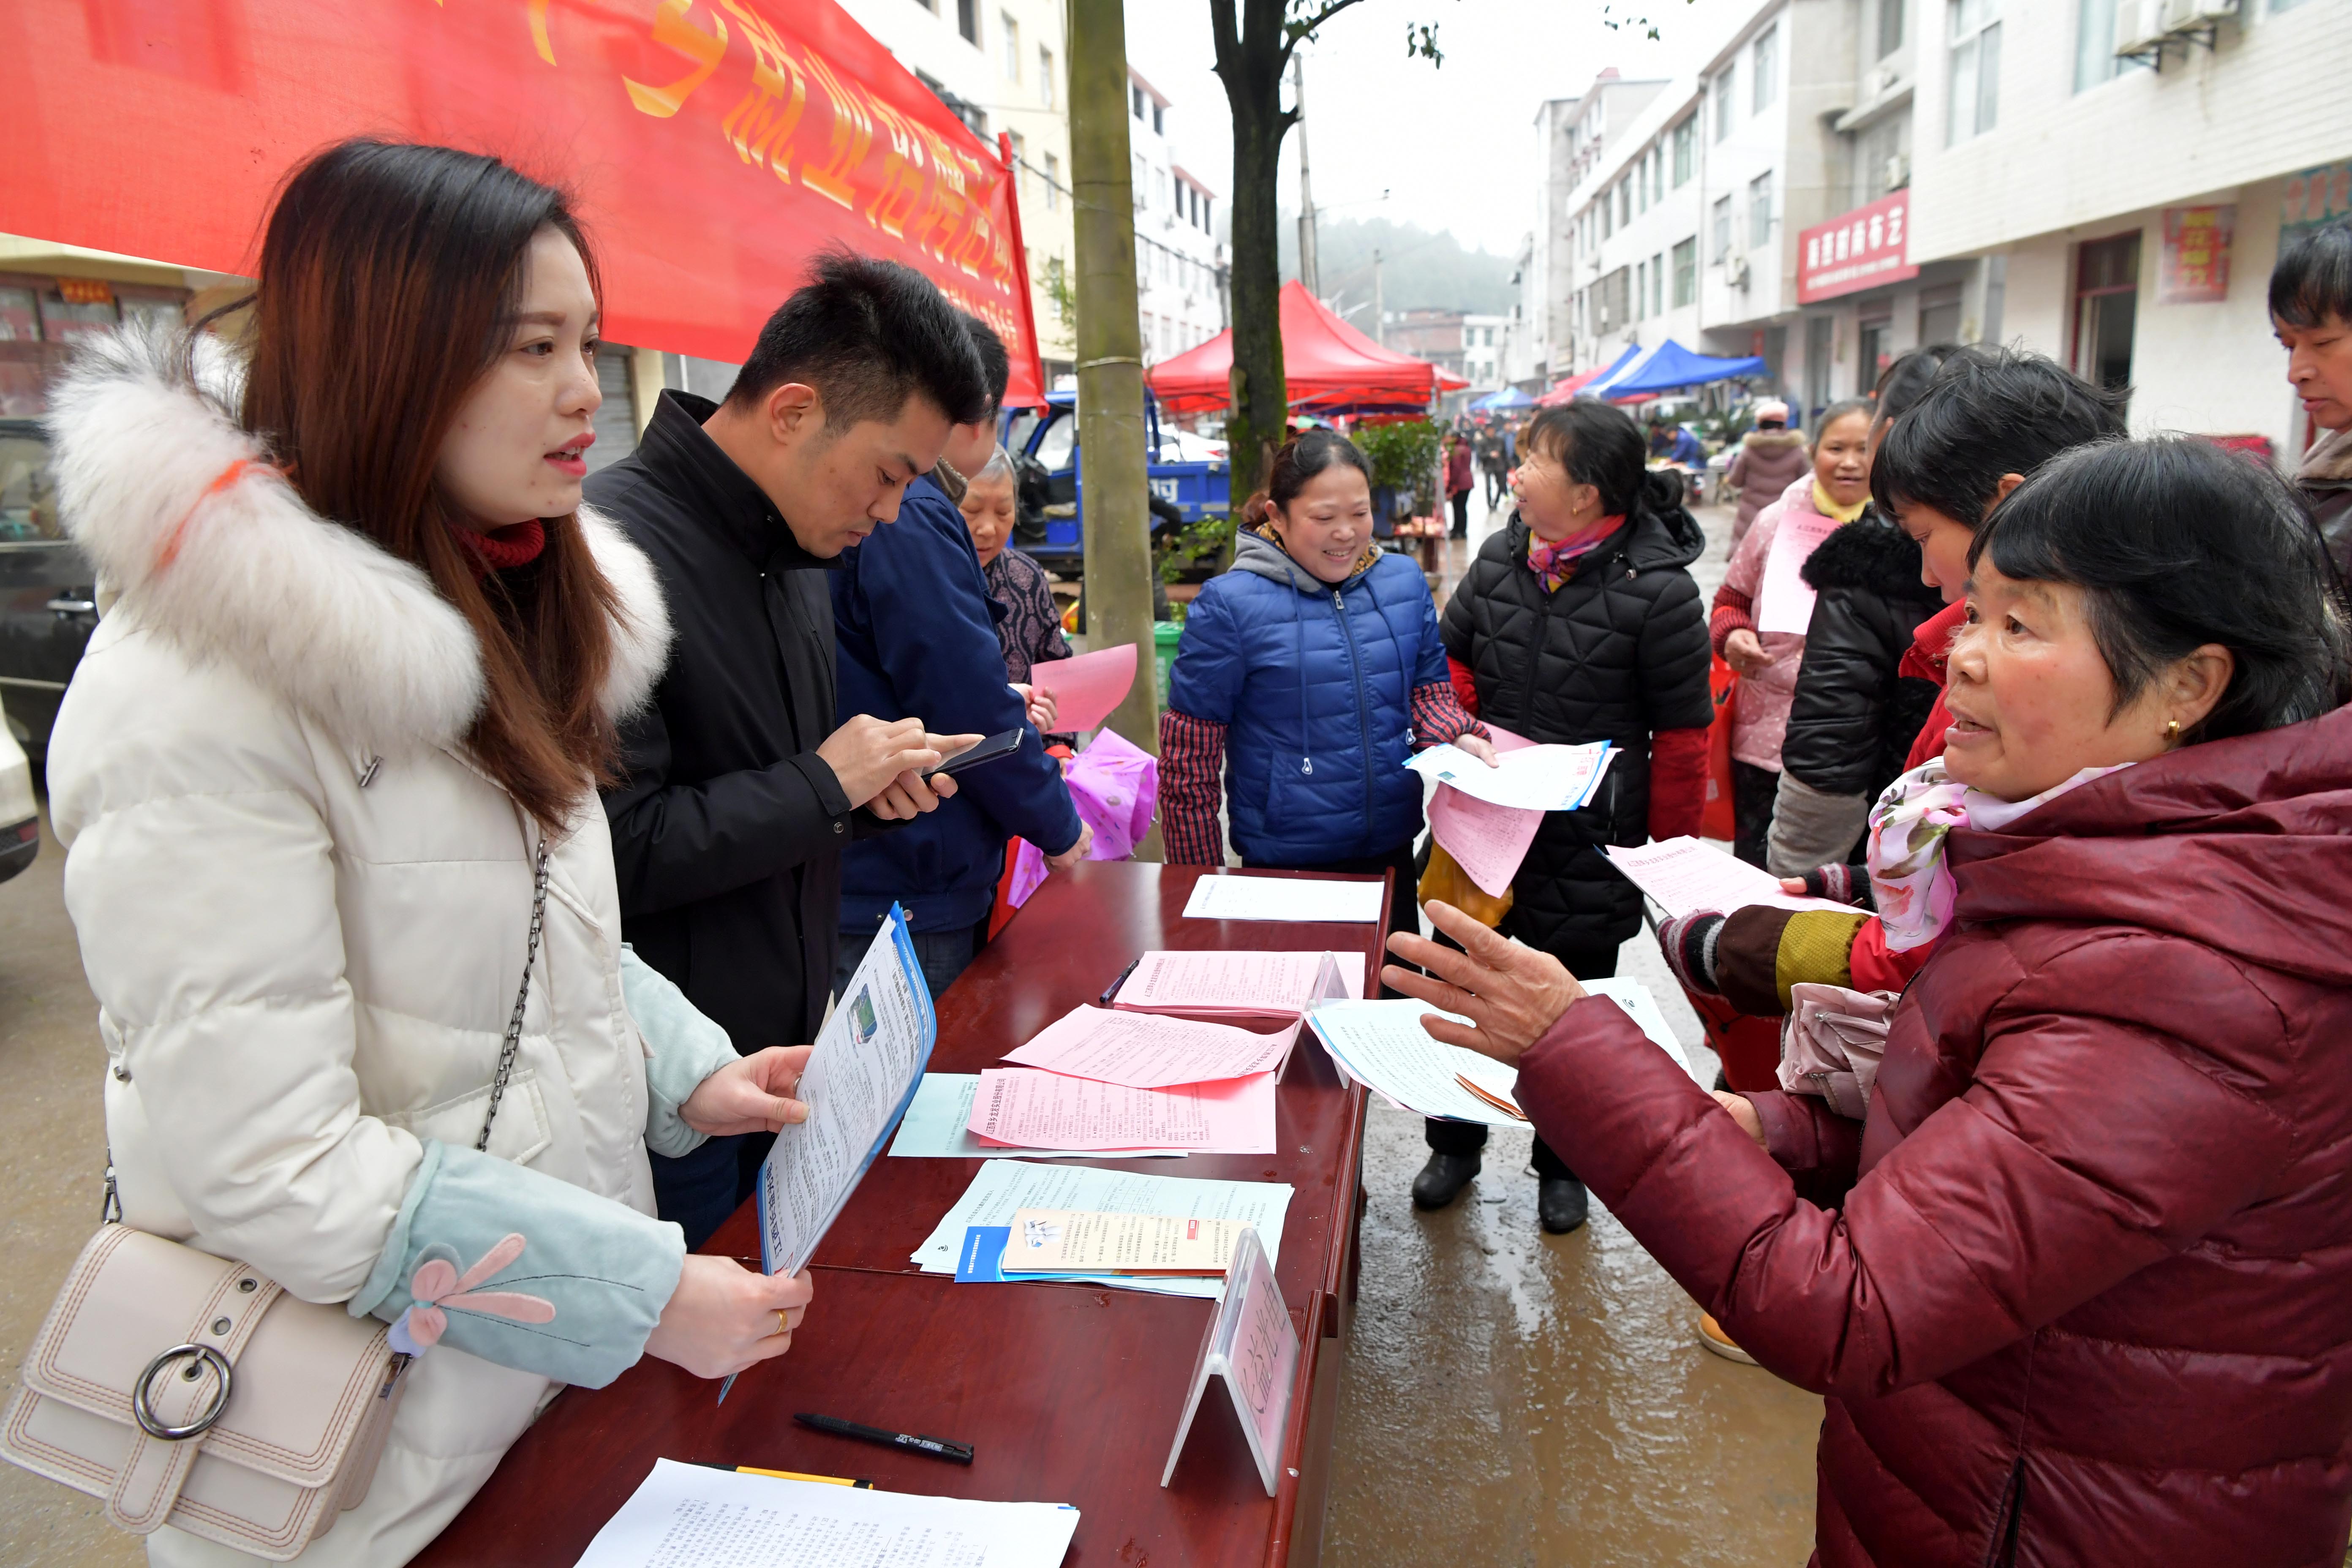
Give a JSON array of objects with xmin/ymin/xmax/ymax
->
[
  {"xmin": 1584, "ymin": 340, "xmax": 1767, "ymax": 400},
  {"xmin": 1144, "ymin": 281, "xmax": 1467, "ymax": 417},
  {"xmin": 1538, "ymin": 344, "xmax": 1641, "ymax": 405},
  {"xmin": 0, "ymin": 0, "xmax": 1050, "ymax": 404},
  {"xmin": 1471, "ymin": 387, "xmax": 1535, "ymax": 411}
]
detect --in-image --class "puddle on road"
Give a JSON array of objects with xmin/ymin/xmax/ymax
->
[{"xmin": 1321, "ymin": 1106, "xmax": 1821, "ymax": 1568}]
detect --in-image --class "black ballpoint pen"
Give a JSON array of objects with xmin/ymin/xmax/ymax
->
[
  {"xmin": 1097, "ymin": 956, "xmax": 1142, "ymax": 1006},
  {"xmin": 794, "ymin": 1411, "xmax": 975, "ymax": 1465}
]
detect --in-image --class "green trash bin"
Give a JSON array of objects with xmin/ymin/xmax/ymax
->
[{"xmin": 1153, "ymin": 620, "xmax": 1185, "ymax": 708}]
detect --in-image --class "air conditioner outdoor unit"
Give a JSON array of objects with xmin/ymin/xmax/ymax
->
[
  {"xmin": 1886, "ymin": 152, "xmax": 1911, "ymax": 190},
  {"xmin": 1726, "ymin": 257, "xmax": 1751, "ymax": 291},
  {"xmin": 2159, "ymin": 0, "xmax": 2238, "ymax": 30},
  {"xmin": 1862, "ymin": 66, "xmax": 1897, "ymax": 100},
  {"xmin": 2114, "ymin": 0, "xmax": 2168, "ymax": 54}
]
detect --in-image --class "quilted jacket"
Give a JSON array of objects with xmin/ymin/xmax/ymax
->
[
  {"xmin": 1516, "ymin": 704, "xmax": 2352, "ymax": 1568},
  {"xmin": 1440, "ymin": 505, "xmax": 1711, "ymax": 953},
  {"xmin": 1166, "ymin": 529, "xmax": 1446, "ymax": 865}
]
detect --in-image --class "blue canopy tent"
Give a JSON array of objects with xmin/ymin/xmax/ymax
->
[
  {"xmin": 1583, "ymin": 339, "xmax": 1768, "ymax": 400},
  {"xmin": 1471, "ymin": 386, "xmax": 1536, "ymax": 411},
  {"xmin": 1539, "ymin": 343, "xmax": 1642, "ymax": 404}
]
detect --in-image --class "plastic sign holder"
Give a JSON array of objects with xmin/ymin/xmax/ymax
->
[{"xmin": 1159, "ymin": 1226, "xmax": 1298, "ymax": 1496}]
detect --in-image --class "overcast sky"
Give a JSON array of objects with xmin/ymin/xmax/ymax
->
[{"xmin": 1121, "ymin": 0, "xmax": 1712, "ymax": 260}]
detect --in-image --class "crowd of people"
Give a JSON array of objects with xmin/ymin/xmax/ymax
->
[{"xmin": 21, "ymin": 122, "xmax": 2352, "ymax": 1566}]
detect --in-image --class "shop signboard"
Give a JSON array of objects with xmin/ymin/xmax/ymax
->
[
  {"xmin": 0, "ymin": 0, "xmax": 1047, "ymax": 402},
  {"xmin": 1797, "ymin": 190, "xmax": 1918, "ymax": 305},
  {"xmin": 2283, "ymin": 161, "xmax": 2352, "ymax": 237},
  {"xmin": 2158, "ymin": 205, "xmax": 2235, "ymax": 305}
]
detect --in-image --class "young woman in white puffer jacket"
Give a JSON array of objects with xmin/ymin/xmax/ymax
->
[{"xmin": 43, "ymin": 140, "xmax": 817, "ymax": 1566}]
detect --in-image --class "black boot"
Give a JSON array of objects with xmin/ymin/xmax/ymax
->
[
  {"xmin": 1538, "ymin": 1174, "xmax": 1589, "ymax": 1234},
  {"xmin": 1412, "ymin": 1152, "xmax": 1481, "ymax": 1210}
]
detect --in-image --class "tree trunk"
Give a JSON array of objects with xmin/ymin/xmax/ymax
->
[
  {"xmin": 1213, "ymin": 0, "xmax": 1295, "ymax": 509},
  {"xmin": 1067, "ymin": 0, "xmax": 1162, "ymax": 786}
]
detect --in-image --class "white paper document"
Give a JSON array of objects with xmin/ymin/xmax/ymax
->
[
  {"xmin": 1756, "ymin": 508, "xmax": 1844, "ymax": 635},
  {"xmin": 1405, "ymin": 740, "xmax": 1615, "ymax": 812},
  {"xmin": 1603, "ymin": 836, "xmax": 1854, "ymax": 920},
  {"xmin": 912, "ymin": 1160, "xmax": 1294, "ymax": 1301},
  {"xmin": 887, "ymin": 1074, "xmax": 1187, "ymax": 1159},
  {"xmin": 573, "ymin": 1459, "xmax": 1078, "ymax": 1568},
  {"xmin": 754, "ymin": 907, "xmax": 935, "ymax": 1277},
  {"xmin": 1182, "ymin": 874, "xmax": 1384, "ymax": 924},
  {"xmin": 1309, "ymin": 979, "xmax": 1700, "ymax": 1124},
  {"xmin": 1113, "ymin": 949, "xmax": 1361, "ymax": 1015}
]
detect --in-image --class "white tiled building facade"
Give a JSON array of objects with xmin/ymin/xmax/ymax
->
[{"xmin": 1127, "ymin": 69, "xmax": 1228, "ymax": 370}]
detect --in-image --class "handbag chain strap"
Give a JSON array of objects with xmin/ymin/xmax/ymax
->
[{"xmin": 477, "ymin": 837, "xmax": 553, "ymax": 1153}]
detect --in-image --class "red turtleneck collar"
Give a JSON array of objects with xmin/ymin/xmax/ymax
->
[{"xmin": 458, "ymin": 519, "xmax": 547, "ymax": 576}]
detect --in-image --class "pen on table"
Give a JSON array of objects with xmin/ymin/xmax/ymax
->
[
  {"xmin": 1097, "ymin": 956, "xmax": 1142, "ymax": 1007},
  {"xmin": 795, "ymin": 1410, "xmax": 975, "ymax": 1465},
  {"xmin": 689, "ymin": 1460, "xmax": 873, "ymax": 1488}
]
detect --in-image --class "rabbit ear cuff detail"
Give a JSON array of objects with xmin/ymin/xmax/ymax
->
[{"xmin": 389, "ymin": 1233, "xmax": 556, "ymax": 1356}]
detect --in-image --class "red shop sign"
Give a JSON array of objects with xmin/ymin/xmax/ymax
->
[
  {"xmin": 1797, "ymin": 189, "xmax": 1919, "ymax": 305},
  {"xmin": 0, "ymin": 0, "xmax": 1046, "ymax": 403}
]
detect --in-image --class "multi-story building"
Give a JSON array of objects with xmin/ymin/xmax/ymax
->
[
  {"xmin": 1126, "ymin": 69, "xmax": 1227, "ymax": 370},
  {"xmin": 833, "ymin": 0, "xmax": 1078, "ymax": 381},
  {"xmin": 1503, "ymin": 231, "xmax": 1544, "ymax": 389},
  {"xmin": 1530, "ymin": 71, "xmax": 1670, "ymax": 380},
  {"xmin": 1461, "ymin": 313, "xmax": 1509, "ymax": 389},
  {"xmin": 1386, "ymin": 308, "xmax": 1469, "ymax": 381}
]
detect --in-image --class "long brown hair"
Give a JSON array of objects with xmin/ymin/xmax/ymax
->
[{"xmin": 238, "ymin": 139, "xmax": 623, "ymax": 831}]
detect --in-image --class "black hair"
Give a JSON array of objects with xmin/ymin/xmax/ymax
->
[
  {"xmin": 1871, "ymin": 346, "xmax": 2129, "ymax": 528},
  {"xmin": 1523, "ymin": 400, "xmax": 1682, "ymax": 517},
  {"xmin": 725, "ymin": 250, "xmax": 990, "ymax": 429},
  {"xmin": 963, "ymin": 313, "xmax": 1011, "ymax": 410},
  {"xmin": 1813, "ymin": 397, "xmax": 1875, "ymax": 451},
  {"xmin": 1241, "ymin": 429, "xmax": 1371, "ymax": 526},
  {"xmin": 1971, "ymin": 436, "xmax": 2352, "ymax": 742},
  {"xmin": 1873, "ymin": 343, "xmax": 1960, "ymax": 427},
  {"xmin": 2269, "ymin": 219, "xmax": 2352, "ymax": 329}
]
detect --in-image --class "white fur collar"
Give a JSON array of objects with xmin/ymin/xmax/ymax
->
[{"xmin": 45, "ymin": 324, "xmax": 670, "ymax": 755}]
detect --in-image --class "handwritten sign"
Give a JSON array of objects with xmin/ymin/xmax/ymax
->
[{"xmin": 1161, "ymin": 1227, "xmax": 1298, "ymax": 1495}]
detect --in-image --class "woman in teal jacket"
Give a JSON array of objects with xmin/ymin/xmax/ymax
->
[{"xmin": 1159, "ymin": 430, "xmax": 1492, "ymax": 950}]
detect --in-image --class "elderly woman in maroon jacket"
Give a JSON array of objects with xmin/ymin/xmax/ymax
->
[{"xmin": 1387, "ymin": 437, "xmax": 2352, "ymax": 1568}]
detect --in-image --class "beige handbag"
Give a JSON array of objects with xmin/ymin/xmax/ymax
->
[{"xmin": 1, "ymin": 842, "xmax": 551, "ymax": 1560}]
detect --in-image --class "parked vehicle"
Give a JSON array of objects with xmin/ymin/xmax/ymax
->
[
  {"xmin": 0, "ymin": 418, "xmax": 98, "ymax": 761},
  {"xmin": 999, "ymin": 390, "xmax": 1230, "ymax": 566},
  {"xmin": 0, "ymin": 716, "xmax": 37, "ymax": 883}
]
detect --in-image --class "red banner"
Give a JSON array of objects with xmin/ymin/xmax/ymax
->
[
  {"xmin": 0, "ymin": 0, "xmax": 1045, "ymax": 404},
  {"xmin": 1797, "ymin": 189, "xmax": 1918, "ymax": 305}
]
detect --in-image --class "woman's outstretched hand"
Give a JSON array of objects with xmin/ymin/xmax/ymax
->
[{"xmin": 1382, "ymin": 901, "xmax": 1587, "ymax": 1068}]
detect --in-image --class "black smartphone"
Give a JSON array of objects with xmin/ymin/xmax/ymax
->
[{"xmin": 922, "ymin": 727, "xmax": 1024, "ymax": 781}]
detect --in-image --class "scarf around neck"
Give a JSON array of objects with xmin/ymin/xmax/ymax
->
[
  {"xmin": 1812, "ymin": 478, "xmax": 1869, "ymax": 525},
  {"xmin": 1525, "ymin": 513, "xmax": 1625, "ymax": 592},
  {"xmin": 1865, "ymin": 756, "xmax": 2131, "ymax": 950}
]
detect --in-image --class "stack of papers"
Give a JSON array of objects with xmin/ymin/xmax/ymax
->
[
  {"xmin": 915, "ymin": 1160, "xmax": 1294, "ymax": 1300},
  {"xmin": 1406, "ymin": 740, "xmax": 1615, "ymax": 811},
  {"xmin": 967, "ymin": 1066, "xmax": 1276, "ymax": 1154},
  {"xmin": 1307, "ymin": 977, "xmax": 1701, "ymax": 1126},
  {"xmin": 1182, "ymin": 874, "xmax": 1385, "ymax": 923},
  {"xmin": 1113, "ymin": 949, "xmax": 1362, "ymax": 1016},
  {"xmin": 887, "ymin": 1074, "xmax": 1187, "ymax": 1160},
  {"xmin": 576, "ymin": 1460, "xmax": 1078, "ymax": 1568},
  {"xmin": 1603, "ymin": 836, "xmax": 1854, "ymax": 919},
  {"xmin": 1005, "ymin": 1006, "xmax": 1299, "ymax": 1086}
]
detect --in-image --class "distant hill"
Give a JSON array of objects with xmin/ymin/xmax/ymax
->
[{"xmin": 1276, "ymin": 214, "xmax": 1516, "ymax": 318}]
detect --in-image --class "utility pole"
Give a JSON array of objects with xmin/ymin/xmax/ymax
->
[
  {"xmin": 1372, "ymin": 248, "xmax": 1384, "ymax": 348},
  {"xmin": 1067, "ymin": 0, "xmax": 1161, "ymax": 791},
  {"xmin": 1293, "ymin": 53, "xmax": 1319, "ymax": 297}
]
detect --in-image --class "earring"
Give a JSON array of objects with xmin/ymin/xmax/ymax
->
[{"xmin": 2164, "ymin": 718, "xmax": 2182, "ymax": 743}]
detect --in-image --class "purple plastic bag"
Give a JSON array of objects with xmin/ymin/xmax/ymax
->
[{"xmin": 1064, "ymin": 726, "xmax": 1159, "ymax": 861}]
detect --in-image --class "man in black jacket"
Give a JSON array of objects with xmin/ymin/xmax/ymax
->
[{"xmin": 591, "ymin": 255, "xmax": 992, "ymax": 1245}]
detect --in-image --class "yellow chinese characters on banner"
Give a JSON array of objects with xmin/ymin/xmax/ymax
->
[
  {"xmin": 0, "ymin": 0, "xmax": 1046, "ymax": 399},
  {"xmin": 2159, "ymin": 205, "xmax": 2235, "ymax": 307}
]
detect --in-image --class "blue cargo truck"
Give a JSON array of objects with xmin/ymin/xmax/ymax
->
[{"xmin": 1000, "ymin": 389, "xmax": 1230, "ymax": 566}]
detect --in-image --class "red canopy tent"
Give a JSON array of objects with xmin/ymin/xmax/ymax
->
[{"xmin": 1146, "ymin": 281, "xmax": 1467, "ymax": 418}]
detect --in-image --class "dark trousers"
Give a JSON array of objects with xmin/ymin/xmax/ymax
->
[
  {"xmin": 1483, "ymin": 467, "xmax": 1505, "ymax": 508},
  {"xmin": 1241, "ymin": 838, "xmax": 1419, "ymax": 995},
  {"xmin": 1731, "ymin": 760, "xmax": 1780, "ymax": 868},
  {"xmin": 650, "ymin": 1129, "xmax": 776, "ymax": 1254},
  {"xmin": 1425, "ymin": 941, "xmax": 1619, "ymax": 1182},
  {"xmin": 1448, "ymin": 490, "xmax": 1471, "ymax": 537},
  {"xmin": 836, "ymin": 919, "xmax": 983, "ymax": 1004}
]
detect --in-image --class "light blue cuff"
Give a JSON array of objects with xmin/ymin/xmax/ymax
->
[
  {"xmin": 622, "ymin": 943, "xmax": 740, "ymax": 1159},
  {"xmin": 349, "ymin": 1140, "xmax": 686, "ymax": 1389}
]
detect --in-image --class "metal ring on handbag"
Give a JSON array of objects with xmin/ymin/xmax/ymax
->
[{"xmin": 132, "ymin": 1343, "xmax": 234, "ymax": 1440}]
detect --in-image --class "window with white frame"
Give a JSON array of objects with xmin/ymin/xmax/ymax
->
[
  {"xmin": 1651, "ymin": 146, "xmax": 1665, "ymax": 204},
  {"xmin": 1713, "ymin": 66, "xmax": 1735, "ymax": 142},
  {"xmin": 1618, "ymin": 179, "xmax": 1632, "ymax": 227},
  {"xmin": 1947, "ymin": 0, "xmax": 2001, "ymax": 144},
  {"xmin": 1672, "ymin": 238, "xmax": 1697, "ymax": 308},
  {"xmin": 1001, "ymin": 13, "xmax": 1019, "ymax": 79},
  {"xmin": 1635, "ymin": 259, "xmax": 1649, "ymax": 319},
  {"xmin": 1039, "ymin": 46, "xmax": 1055, "ymax": 107},
  {"xmin": 1132, "ymin": 154, "xmax": 1146, "ymax": 209},
  {"xmin": 1748, "ymin": 171, "xmax": 1774, "ymax": 248},
  {"xmin": 1753, "ymin": 24, "xmax": 1778, "ymax": 113},
  {"xmin": 1671, "ymin": 117, "xmax": 1695, "ymax": 186},
  {"xmin": 1044, "ymin": 151, "xmax": 1060, "ymax": 211},
  {"xmin": 1651, "ymin": 253, "xmax": 1665, "ymax": 316},
  {"xmin": 957, "ymin": 0, "xmax": 978, "ymax": 46},
  {"xmin": 1712, "ymin": 195, "xmax": 1733, "ymax": 261},
  {"xmin": 1638, "ymin": 154, "xmax": 1651, "ymax": 214}
]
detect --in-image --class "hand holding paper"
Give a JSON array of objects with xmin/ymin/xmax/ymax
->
[
  {"xmin": 1032, "ymin": 642, "xmax": 1136, "ymax": 733},
  {"xmin": 1603, "ymin": 836, "xmax": 1852, "ymax": 919}
]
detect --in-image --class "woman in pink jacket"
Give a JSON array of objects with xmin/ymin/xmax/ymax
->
[{"xmin": 1707, "ymin": 400, "xmax": 1873, "ymax": 864}]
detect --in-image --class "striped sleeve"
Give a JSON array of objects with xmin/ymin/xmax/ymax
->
[
  {"xmin": 1157, "ymin": 708, "xmax": 1229, "ymax": 866},
  {"xmin": 1410, "ymin": 679, "xmax": 1489, "ymax": 747}
]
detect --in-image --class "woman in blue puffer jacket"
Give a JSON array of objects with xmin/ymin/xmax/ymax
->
[{"xmin": 1159, "ymin": 430, "xmax": 1494, "ymax": 957}]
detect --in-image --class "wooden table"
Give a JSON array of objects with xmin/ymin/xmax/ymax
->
[{"xmin": 415, "ymin": 862, "xmax": 1385, "ymax": 1568}]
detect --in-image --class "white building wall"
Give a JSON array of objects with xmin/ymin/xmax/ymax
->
[{"xmin": 1126, "ymin": 72, "xmax": 1225, "ymax": 369}]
